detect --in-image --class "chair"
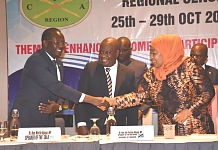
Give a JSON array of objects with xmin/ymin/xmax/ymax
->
[{"xmin": 55, "ymin": 118, "xmax": 65, "ymax": 135}]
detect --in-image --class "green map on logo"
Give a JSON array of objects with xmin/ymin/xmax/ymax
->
[{"xmin": 20, "ymin": 0, "xmax": 91, "ymax": 29}]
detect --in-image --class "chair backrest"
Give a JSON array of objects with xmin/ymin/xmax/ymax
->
[{"xmin": 55, "ymin": 118, "xmax": 65, "ymax": 135}]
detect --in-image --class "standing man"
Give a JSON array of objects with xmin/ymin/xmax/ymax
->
[
  {"xmin": 117, "ymin": 36, "xmax": 149, "ymax": 123},
  {"xmin": 117, "ymin": 36, "xmax": 148, "ymax": 87},
  {"xmin": 75, "ymin": 37, "xmax": 136, "ymax": 135},
  {"xmin": 190, "ymin": 43, "xmax": 218, "ymax": 85},
  {"xmin": 9, "ymin": 28, "xmax": 106, "ymax": 128}
]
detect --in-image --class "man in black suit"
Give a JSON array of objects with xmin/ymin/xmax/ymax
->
[
  {"xmin": 9, "ymin": 28, "xmax": 106, "ymax": 128},
  {"xmin": 117, "ymin": 37, "xmax": 149, "ymax": 124},
  {"xmin": 75, "ymin": 37, "xmax": 135, "ymax": 135},
  {"xmin": 190, "ymin": 43, "xmax": 218, "ymax": 85}
]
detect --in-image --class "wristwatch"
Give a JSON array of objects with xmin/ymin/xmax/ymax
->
[{"xmin": 57, "ymin": 105, "xmax": 62, "ymax": 112}]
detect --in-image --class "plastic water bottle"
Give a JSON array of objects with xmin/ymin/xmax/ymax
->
[
  {"xmin": 10, "ymin": 109, "xmax": 20, "ymax": 141},
  {"xmin": 106, "ymin": 107, "xmax": 116, "ymax": 136}
]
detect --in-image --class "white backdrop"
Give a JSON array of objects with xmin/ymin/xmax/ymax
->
[{"xmin": 7, "ymin": 0, "xmax": 218, "ymax": 75}]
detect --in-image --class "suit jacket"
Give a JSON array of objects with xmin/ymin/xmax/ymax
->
[
  {"xmin": 124, "ymin": 58, "xmax": 148, "ymax": 87},
  {"xmin": 75, "ymin": 61, "xmax": 136, "ymax": 134},
  {"xmin": 205, "ymin": 65, "xmax": 218, "ymax": 85},
  {"xmin": 9, "ymin": 49, "xmax": 82, "ymax": 127}
]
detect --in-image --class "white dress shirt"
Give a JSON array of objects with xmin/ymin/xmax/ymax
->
[{"xmin": 45, "ymin": 52, "xmax": 85, "ymax": 103}]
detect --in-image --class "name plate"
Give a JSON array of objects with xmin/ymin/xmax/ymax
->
[
  {"xmin": 110, "ymin": 125, "xmax": 154, "ymax": 141},
  {"xmin": 18, "ymin": 127, "xmax": 61, "ymax": 142}
]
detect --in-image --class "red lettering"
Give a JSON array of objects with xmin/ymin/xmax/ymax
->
[
  {"xmin": 83, "ymin": 44, "xmax": 89, "ymax": 53},
  {"xmin": 138, "ymin": 41, "xmax": 146, "ymax": 51},
  {"xmin": 211, "ymin": 38, "xmax": 217, "ymax": 48},
  {"xmin": 132, "ymin": 42, "xmax": 137, "ymax": 51},
  {"xmin": 27, "ymin": 45, "xmax": 32, "ymax": 54},
  {"xmin": 16, "ymin": 45, "xmax": 21, "ymax": 54},
  {"xmin": 77, "ymin": 44, "xmax": 83, "ymax": 53}
]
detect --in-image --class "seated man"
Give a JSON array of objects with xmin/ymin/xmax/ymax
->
[
  {"xmin": 75, "ymin": 37, "xmax": 136, "ymax": 135},
  {"xmin": 190, "ymin": 43, "xmax": 218, "ymax": 85}
]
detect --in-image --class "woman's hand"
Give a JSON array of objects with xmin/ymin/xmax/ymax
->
[
  {"xmin": 103, "ymin": 97, "xmax": 117, "ymax": 106},
  {"xmin": 173, "ymin": 109, "xmax": 192, "ymax": 124}
]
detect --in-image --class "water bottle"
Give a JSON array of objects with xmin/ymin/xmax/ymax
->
[
  {"xmin": 10, "ymin": 109, "xmax": 20, "ymax": 141},
  {"xmin": 106, "ymin": 107, "xmax": 116, "ymax": 136}
]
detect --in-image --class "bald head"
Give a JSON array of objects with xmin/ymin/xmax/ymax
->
[
  {"xmin": 99, "ymin": 37, "xmax": 119, "ymax": 67},
  {"xmin": 190, "ymin": 43, "xmax": 208, "ymax": 66},
  {"xmin": 117, "ymin": 37, "xmax": 131, "ymax": 48},
  {"xmin": 117, "ymin": 37, "xmax": 132, "ymax": 64}
]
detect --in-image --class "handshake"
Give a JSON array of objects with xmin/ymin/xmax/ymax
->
[{"xmin": 93, "ymin": 97, "xmax": 117, "ymax": 111}]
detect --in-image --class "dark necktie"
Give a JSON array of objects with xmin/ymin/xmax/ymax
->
[
  {"xmin": 52, "ymin": 60, "xmax": 60, "ymax": 80},
  {"xmin": 106, "ymin": 68, "xmax": 112, "ymax": 98}
]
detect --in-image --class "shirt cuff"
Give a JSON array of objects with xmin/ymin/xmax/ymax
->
[
  {"xmin": 77, "ymin": 122, "xmax": 87, "ymax": 127},
  {"xmin": 79, "ymin": 93, "xmax": 85, "ymax": 103}
]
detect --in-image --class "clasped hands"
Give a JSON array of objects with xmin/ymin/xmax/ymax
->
[{"xmin": 96, "ymin": 97, "xmax": 117, "ymax": 111}]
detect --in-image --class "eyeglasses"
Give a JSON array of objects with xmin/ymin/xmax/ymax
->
[{"xmin": 47, "ymin": 40, "xmax": 67, "ymax": 46}]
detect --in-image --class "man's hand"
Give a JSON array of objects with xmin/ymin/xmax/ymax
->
[
  {"xmin": 38, "ymin": 100, "xmax": 59, "ymax": 114},
  {"xmin": 77, "ymin": 126, "xmax": 89, "ymax": 135},
  {"xmin": 91, "ymin": 97, "xmax": 110, "ymax": 111},
  {"xmin": 173, "ymin": 109, "xmax": 192, "ymax": 124},
  {"xmin": 103, "ymin": 97, "xmax": 117, "ymax": 106}
]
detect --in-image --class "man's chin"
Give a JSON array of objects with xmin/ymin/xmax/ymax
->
[{"xmin": 100, "ymin": 62, "xmax": 110, "ymax": 67}]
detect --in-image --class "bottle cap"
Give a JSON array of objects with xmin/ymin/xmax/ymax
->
[
  {"xmin": 107, "ymin": 107, "xmax": 115, "ymax": 115},
  {"xmin": 12, "ymin": 109, "xmax": 19, "ymax": 117}
]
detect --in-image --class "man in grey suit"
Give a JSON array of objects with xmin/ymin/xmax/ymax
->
[
  {"xmin": 9, "ymin": 28, "xmax": 107, "ymax": 128},
  {"xmin": 117, "ymin": 37, "xmax": 149, "ymax": 123},
  {"xmin": 190, "ymin": 43, "xmax": 218, "ymax": 85},
  {"xmin": 75, "ymin": 37, "xmax": 136, "ymax": 135}
]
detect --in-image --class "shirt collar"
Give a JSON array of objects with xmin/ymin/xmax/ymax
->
[
  {"xmin": 104, "ymin": 60, "xmax": 118, "ymax": 71},
  {"xmin": 202, "ymin": 64, "xmax": 205, "ymax": 69},
  {"xmin": 45, "ymin": 51, "xmax": 56, "ymax": 61}
]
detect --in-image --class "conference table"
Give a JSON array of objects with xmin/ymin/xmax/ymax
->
[{"xmin": 0, "ymin": 135, "xmax": 218, "ymax": 150}]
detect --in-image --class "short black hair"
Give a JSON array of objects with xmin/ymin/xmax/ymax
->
[{"xmin": 41, "ymin": 28, "xmax": 61, "ymax": 42}]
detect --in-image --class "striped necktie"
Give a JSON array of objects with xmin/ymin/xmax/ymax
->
[{"xmin": 106, "ymin": 68, "xmax": 112, "ymax": 98}]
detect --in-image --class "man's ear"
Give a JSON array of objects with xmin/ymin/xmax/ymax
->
[
  {"xmin": 130, "ymin": 48, "xmax": 132, "ymax": 55},
  {"xmin": 116, "ymin": 49, "xmax": 120, "ymax": 57},
  {"xmin": 43, "ymin": 40, "xmax": 47, "ymax": 47}
]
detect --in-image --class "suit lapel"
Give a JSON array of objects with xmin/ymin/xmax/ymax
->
[
  {"xmin": 114, "ymin": 63, "xmax": 124, "ymax": 96},
  {"xmin": 39, "ymin": 49, "xmax": 58, "ymax": 80},
  {"xmin": 96, "ymin": 63, "xmax": 109, "ymax": 96},
  {"xmin": 205, "ymin": 65, "xmax": 213, "ymax": 80}
]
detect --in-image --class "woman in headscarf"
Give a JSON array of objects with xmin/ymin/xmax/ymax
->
[{"xmin": 107, "ymin": 34, "xmax": 215, "ymax": 135}]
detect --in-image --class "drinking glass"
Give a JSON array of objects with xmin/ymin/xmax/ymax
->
[
  {"xmin": 163, "ymin": 124, "xmax": 175, "ymax": 139},
  {"xmin": 90, "ymin": 118, "xmax": 100, "ymax": 140},
  {"xmin": 0, "ymin": 121, "xmax": 8, "ymax": 142}
]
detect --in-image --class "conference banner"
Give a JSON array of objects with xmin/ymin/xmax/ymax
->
[{"xmin": 7, "ymin": 0, "xmax": 218, "ymax": 111}]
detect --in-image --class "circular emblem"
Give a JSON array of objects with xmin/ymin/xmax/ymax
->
[{"xmin": 20, "ymin": 0, "xmax": 92, "ymax": 29}]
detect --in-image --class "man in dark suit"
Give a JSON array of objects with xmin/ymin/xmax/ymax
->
[
  {"xmin": 117, "ymin": 36, "xmax": 149, "ymax": 124},
  {"xmin": 75, "ymin": 37, "xmax": 136, "ymax": 135},
  {"xmin": 117, "ymin": 37, "xmax": 148, "ymax": 87},
  {"xmin": 9, "ymin": 28, "xmax": 106, "ymax": 128},
  {"xmin": 190, "ymin": 43, "xmax": 218, "ymax": 85}
]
